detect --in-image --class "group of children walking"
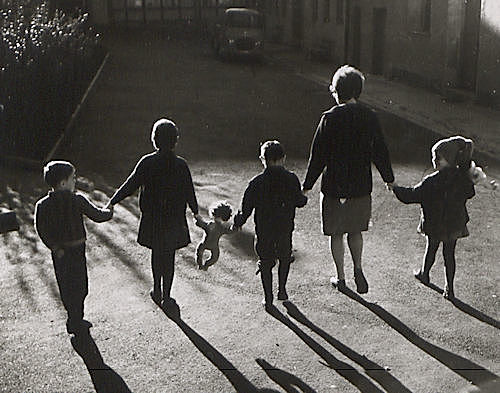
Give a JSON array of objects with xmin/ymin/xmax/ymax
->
[{"xmin": 34, "ymin": 65, "xmax": 494, "ymax": 335}]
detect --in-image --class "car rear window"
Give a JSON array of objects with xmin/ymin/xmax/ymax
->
[{"xmin": 226, "ymin": 12, "xmax": 262, "ymax": 28}]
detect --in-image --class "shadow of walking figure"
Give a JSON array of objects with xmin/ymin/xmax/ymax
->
[
  {"xmin": 70, "ymin": 331, "xmax": 132, "ymax": 393},
  {"xmin": 341, "ymin": 287, "xmax": 499, "ymax": 389},
  {"xmin": 256, "ymin": 358, "xmax": 318, "ymax": 393},
  {"xmin": 161, "ymin": 306, "xmax": 280, "ymax": 393},
  {"xmin": 264, "ymin": 305, "xmax": 385, "ymax": 393},
  {"xmin": 423, "ymin": 281, "xmax": 499, "ymax": 329},
  {"xmin": 283, "ymin": 301, "xmax": 412, "ymax": 393}
]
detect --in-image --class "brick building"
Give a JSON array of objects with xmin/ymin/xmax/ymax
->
[{"xmin": 264, "ymin": 0, "xmax": 500, "ymax": 106}]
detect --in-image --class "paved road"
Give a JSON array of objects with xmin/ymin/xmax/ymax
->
[{"xmin": 1, "ymin": 30, "xmax": 498, "ymax": 393}]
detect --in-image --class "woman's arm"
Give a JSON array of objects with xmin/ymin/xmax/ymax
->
[{"xmin": 303, "ymin": 116, "xmax": 328, "ymax": 191}]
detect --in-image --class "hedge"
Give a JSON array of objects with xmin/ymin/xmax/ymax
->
[{"xmin": 0, "ymin": 0, "xmax": 105, "ymax": 160}]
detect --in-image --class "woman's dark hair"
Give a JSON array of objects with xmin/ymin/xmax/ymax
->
[
  {"xmin": 260, "ymin": 140, "xmax": 285, "ymax": 163},
  {"xmin": 43, "ymin": 161, "xmax": 75, "ymax": 188},
  {"xmin": 210, "ymin": 201, "xmax": 232, "ymax": 221},
  {"xmin": 151, "ymin": 118, "xmax": 179, "ymax": 150},
  {"xmin": 329, "ymin": 65, "xmax": 365, "ymax": 102}
]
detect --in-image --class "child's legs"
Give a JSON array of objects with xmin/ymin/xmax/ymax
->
[
  {"xmin": 53, "ymin": 245, "xmax": 88, "ymax": 323},
  {"xmin": 259, "ymin": 259, "xmax": 275, "ymax": 303},
  {"xmin": 162, "ymin": 250, "xmax": 176, "ymax": 299},
  {"xmin": 255, "ymin": 235, "xmax": 277, "ymax": 303},
  {"xmin": 196, "ymin": 243, "xmax": 206, "ymax": 267},
  {"xmin": 277, "ymin": 232, "xmax": 293, "ymax": 292},
  {"xmin": 204, "ymin": 247, "xmax": 220, "ymax": 268},
  {"xmin": 347, "ymin": 232, "xmax": 363, "ymax": 270},
  {"xmin": 421, "ymin": 236, "xmax": 440, "ymax": 277},
  {"xmin": 152, "ymin": 247, "xmax": 175, "ymax": 298},
  {"xmin": 330, "ymin": 234, "xmax": 345, "ymax": 280},
  {"xmin": 442, "ymin": 240, "xmax": 457, "ymax": 292}
]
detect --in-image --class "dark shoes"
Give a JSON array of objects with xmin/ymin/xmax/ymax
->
[
  {"xmin": 414, "ymin": 270, "xmax": 430, "ymax": 285},
  {"xmin": 66, "ymin": 319, "xmax": 92, "ymax": 335},
  {"xmin": 277, "ymin": 290, "xmax": 288, "ymax": 301},
  {"xmin": 150, "ymin": 289, "xmax": 162, "ymax": 305},
  {"xmin": 354, "ymin": 269, "xmax": 368, "ymax": 294},
  {"xmin": 443, "ymin": 286, "xmax": 455, "ymax": 301},
  {"xmin": 330, "ymin": 277, "xmax": 346, "ymax": 291}
]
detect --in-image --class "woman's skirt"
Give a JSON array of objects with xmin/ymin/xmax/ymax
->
[{"xmin": 321, "ymin": 193, "xmax": 372, "ymax": 235}]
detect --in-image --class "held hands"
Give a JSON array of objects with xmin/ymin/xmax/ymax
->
[{"xmin": 385, "ymin": 182, "xmax": 397, "ymax": 191}]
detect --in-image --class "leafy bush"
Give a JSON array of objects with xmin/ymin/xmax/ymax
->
[{"xmin": 0, "ymin": 0, "xmax": 105, "ymax": 159}]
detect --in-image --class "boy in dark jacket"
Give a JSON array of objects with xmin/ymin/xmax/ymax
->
[
  {"xmin": 234, "ymin": 140, "xmax": 307, "ymax": 308},
  {"xmin": 35, "ymin": 161, "xmax": 113, "ymax": 334}
]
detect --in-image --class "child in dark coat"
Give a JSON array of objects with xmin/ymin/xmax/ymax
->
[
  {"xmin": 195, "ymin": 201, "xmax": 234, "ymax": 270},
  {"xmin": 392, "ymin": 136, "xmax": 488, "ymax": 300},
  {"xmin": 233, "ymin": 141, "xmax": 307, "ymax": 308},
  {"xmin": 107, "ymin": 118, "xmax": 200, "ymax": 310},
  {"xmin": 35, "ymin": 161, "xmax": 113, "ymax": 334}
]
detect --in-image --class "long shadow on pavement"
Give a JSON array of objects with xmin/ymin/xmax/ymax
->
[
  {"xmin": 161, "ymin": 305, "xmax": 280, "ymax": 393},
  {"xmin": 421, "ymin": 281, "xmax": 499, "ymax": 329},
  {"xmin": 341, "ymin": 287, "xmax": 499, "ymax": 388},
  {"xmin": 265, "ymin": 305, "xmax": 385, "ymax": 393},
  {"xmin": 283, "ymin": 301, "xmax": 412, "ymax": 393},
  {"xmin": 256, "ymin": 358, "xmax": 318, "ymax": 393},
  {"xmin": 70, "ymin": 331, "xmax": 132, "ymax": 393}
]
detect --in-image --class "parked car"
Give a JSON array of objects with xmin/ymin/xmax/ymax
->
[{"xmin": 212, "ymin": 8, "xmax": 264, "ymax": 60}]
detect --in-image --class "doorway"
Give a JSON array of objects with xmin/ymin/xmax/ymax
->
[
  {"xmin": 351, "ymin": 6, "xmax": 361, "ymax": 67},
  {"xmin": 459, "ymin": 0, "xmax": 481, "ymax": 90},
  {"xmin": 372, "ymin": 7, "xmax": 386, "ymax": 75}
]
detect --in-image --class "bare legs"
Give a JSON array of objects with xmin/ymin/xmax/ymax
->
[{"xmin": 330, "ymin": 232, "xmax": 368, "ymax": 293}]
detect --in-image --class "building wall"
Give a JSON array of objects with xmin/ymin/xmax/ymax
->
[{"xmin": 476, "ymin": 0, "xmax": 500, "ymax": 105}]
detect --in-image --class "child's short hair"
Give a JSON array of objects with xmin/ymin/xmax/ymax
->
[
  {"xmin": 260, "ymin": 140, "xmax": 285, "ymax": 163},
  {"xmin": 329, "ymin": 65, "xmax": 365, "ymax": 102},
  {"xmin": 210, "ymin": 201, "xmax": 232, "ymax": 221},
  {"xmin": 43, "ymin": 161, "xmax": 75, "ymax": 188},
  {"xmin": 151, "ymin": 118, "xmax": 179, "ymax": 150},
  {"xmin": 432, "ymin": 135, "xmax": 474, "ymax": 169}
]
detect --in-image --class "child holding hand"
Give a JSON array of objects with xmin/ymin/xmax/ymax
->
[
  {"xmin": 391, "ymin": 136, "xmax": 491, "ymax": 300},
  {"xmin": 35, "ymin": 161, "xmax": 113, "ymax": 334}
]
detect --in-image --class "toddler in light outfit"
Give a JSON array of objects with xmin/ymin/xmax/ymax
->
[{"xmin": 195, "ymin": 201, "xmax": 234, "ymax": 270}]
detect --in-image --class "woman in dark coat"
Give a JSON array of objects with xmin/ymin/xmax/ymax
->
[
  {"xmin": 303, "ymin": 65, "xmax": 394, "ymax": 294},
  {"xmin": 108, "ymin": 119, "xmax": 200, "ymax": 309}
]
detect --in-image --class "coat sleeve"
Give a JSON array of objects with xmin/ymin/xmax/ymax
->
[
  {"xmin": 303, "ymin": 116, "xmax": 328, "ymax": 191},
  {"xmin": 393, "ymin": 181, "xmax": 425, "ymax": 204},
  {"xmin": 184, "ymin": 163, "xmax": 199, "ymax": 215},
  {"xmin": 292, "ymin": 174, "xmax": 307, "ymax": 208},
  {"xmin": 233, "ymin": 182, "xmax": 255, "ymax": 228},
  {"xmin": 34, "ymin": 202, "xmax": 56, "ymax": 250},
  {"xmin": 110, "ymin": 158, "xmax": 146, "ymax": 205},
  {"xmin": 371, "ymin": 113, "xmax": 395, "ymax": 183},
  {"xmin": 77, "ymin": 194, "xmax": 113, "ymax": 223}
]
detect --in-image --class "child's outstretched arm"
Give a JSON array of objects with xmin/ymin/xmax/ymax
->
[
  {"xmin": 78, "ymin": 194, "xmax": 113, "ymax": 222},
  {"xmin": 195, "ymin": 215, "xmax": 209, "ymax": 230},
  {"xmin": 293, "ymin": 175, "xmax": 307, "ymax": 208},
  {"xmin": 392, "ymin": 182, "xmax": 425, "ymax": 204},
  {"xmin": 233, "ymin": 183, "xmax": 255, "ymax": 228}
]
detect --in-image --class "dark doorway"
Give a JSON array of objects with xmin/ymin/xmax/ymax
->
[
  {"xmin": 351, "ymin": 6, "xmax": 361, "ymax": 67},
  {"xmin": 459, "ymin": 0, "xmax": 481, "ymax": 90},
  {"xmin": 292, "ymin": 0, "xmax": 304, "ymax": 47},
  {"xmin": 372, "ymin": 7, "xmax": 386, "ymax": 75}
]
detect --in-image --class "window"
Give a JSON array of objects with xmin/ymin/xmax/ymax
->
[
  {"xmin": 323, "ymin": 0, "xmax": 330, "ymax": 22},
  {"xmin": 409, "ymin": 0, "xmax": 431, "ymax": 33},
  {"xmin": 312, "ymin": 0, "xmax": 318, "ymax": 23},
  {"xmin": 336, "ymin": 0, "xmax": 344, "ymax": 24}
]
